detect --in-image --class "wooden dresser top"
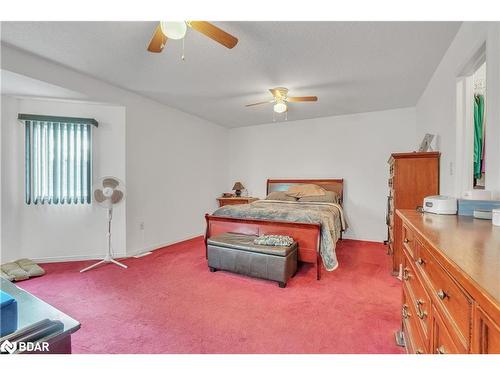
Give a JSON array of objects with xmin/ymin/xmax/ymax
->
[{"xmin": 397, "ymin": 209, "xmax": 500, "ymax": 304}]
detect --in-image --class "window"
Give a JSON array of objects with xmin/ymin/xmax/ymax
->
[{"xmin": 19, "ymin": 114, "xmax": 98, "ymax": 205}]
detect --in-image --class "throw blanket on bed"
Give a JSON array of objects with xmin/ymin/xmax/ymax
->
[{"xmin": 212, "ymin": 200, "xmax": 347, "ymax": 271}]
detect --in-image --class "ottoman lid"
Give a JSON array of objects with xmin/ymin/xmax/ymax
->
[{"xmin": 207, "ymin": 232, "xmax": 297, "ymax": 257}]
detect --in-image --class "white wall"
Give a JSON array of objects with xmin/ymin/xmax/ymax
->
[
  {"xmin": 1, "ymin": 45, "xmax": 229, "ymax": 259},
  {"xmin": 227, "ymin": 107, "xmax": 416, "ymax": 242},
  {"xmin": 416, "ymin": 22, "xmax": 500, "ymax": 197},
  {"xmin": 124, "ymin": 96, "xmax": 229, "ymax": 254},
  {"xmin": 1, "ymin": 96, "xmax": 126, "ymax": 262}
]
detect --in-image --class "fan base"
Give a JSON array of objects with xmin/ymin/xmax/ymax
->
[{"xmin": 80, "ymin": 256, "xmax": 128, "ymax": 273}]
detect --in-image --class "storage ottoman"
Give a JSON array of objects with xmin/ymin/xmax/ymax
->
[
  {"xmin": 0, "ymin": 290, "xmax": 18, "ymax": 337},
  {"xmin": 206, "ymin": 232, "xmax": 298, "ymax": 288}
]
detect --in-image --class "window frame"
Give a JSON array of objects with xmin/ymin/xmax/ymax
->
[{"xmin": 19, "ymin": 113, "xmax": 98, "ymax": 205}]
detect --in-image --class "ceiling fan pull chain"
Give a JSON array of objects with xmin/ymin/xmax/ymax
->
[{"xmin": 181, "ymin": 38, "xmax": 185, "ymax": 61}]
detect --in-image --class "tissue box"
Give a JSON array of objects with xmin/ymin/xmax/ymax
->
[
  {"xmin": 458, "ymin": 199, "xmax": 500, "ymax": 216},
  {"xmin": 0, "ymin": 290, "xmax": 18, "ymax": 337}
]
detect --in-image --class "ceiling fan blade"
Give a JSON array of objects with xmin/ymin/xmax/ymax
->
[
  {"xmin": 269, "ymin": 87, "xmax": 288, "ymax": 99},
  {"xmin": 187, "ymin": 21, "xmax": 238, "ymax": 49},
  {"xmin": 287, "ymin": 96, "xmax": 318, "ymax": 102},
  {"xmin": 147, "ymin": 23, "xmax": 167, "ymax": 53},
  {"xmin": 245, "ymin": 100, "xmax": 273, "ymax": 107}
]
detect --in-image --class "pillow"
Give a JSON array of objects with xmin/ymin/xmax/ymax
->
[
  {"xmin": 285, "ymin": 184, "xmax": 326, "ymax": 198},
  {"xmin": 265, "ymin": 191, "xmax": 298, "ymax": 201},
  {"xmin": 1, "ymin": 259, "xmax": 45, "ymax": 282},
  {"xmin": 299, "ymin": 191, "xmax": 340, "ymax": 204}
]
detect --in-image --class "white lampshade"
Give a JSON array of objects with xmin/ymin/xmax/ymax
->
[
  {"xmin": 160, "ymin": 21, "xmax": 188, "ymax": 40},
  {"xmin": 273, "ymin": 102, "xmax": 287, "ymax": 114}
]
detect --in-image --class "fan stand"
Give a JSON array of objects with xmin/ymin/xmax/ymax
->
[{"xmin": 80, "ymin": 208, "xmax": 128, "ymax": 273}]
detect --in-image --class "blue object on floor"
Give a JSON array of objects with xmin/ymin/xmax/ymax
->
[{"xmin": 0, "ymin": 290, "xmax": 18, "ymax": 336}]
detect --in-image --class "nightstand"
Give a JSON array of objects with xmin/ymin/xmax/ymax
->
[{"xmin": 217, "ymin": 197, "xmax": 259, "ymax": 207}]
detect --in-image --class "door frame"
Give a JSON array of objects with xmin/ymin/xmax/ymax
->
[{"xmin": 455, "ymin": 45, "xmax": 486, "ymax": 198}]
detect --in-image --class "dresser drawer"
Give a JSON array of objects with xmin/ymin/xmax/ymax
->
[
  {"xmin": 402, "ymin": 224, "xmax": 415, "ymax": 259},
  {"xmin": 432, "ymin": 306, "xmax": 465, "ymax": 354},
  {"xmin": 416, "ymin": 243, "xmax": 472, "ymax": 347},
  {"xmin": 403, "ymin": 254, "xmax": 431, "ymax": 342},
  {"xmin": 472, "ymin": 305, "xmax": 500, "ymax": 354},
  {"xmin": 402, "ymin": 285, "xmax": 427, "ymax": 354}
]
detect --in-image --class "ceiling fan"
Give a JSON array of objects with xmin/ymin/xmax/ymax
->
[
  {"xmin": 246, "ymin": 87, "xmax": 318, "ymax": 116},
  {"xmin": 147, "ymin": 21, "xmax": 238, "ymax": 55}
]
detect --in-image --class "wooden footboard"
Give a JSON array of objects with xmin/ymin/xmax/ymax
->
[{"xmin": 205, "ymin": 214, "xmax": 322, "ymax": 280}]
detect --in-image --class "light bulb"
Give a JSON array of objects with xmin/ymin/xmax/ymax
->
[
  {"xmin": 273, "ymin": 102, "xmax": 287, "ymax": 114},
  {"xmin": 160, "ymin": 21, "xmax": 187, "ymax": 40}
]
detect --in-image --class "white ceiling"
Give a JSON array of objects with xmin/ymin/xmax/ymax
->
[{"xmin": 1, "ymin": 22, "xmax": 460, "ymax": 127}]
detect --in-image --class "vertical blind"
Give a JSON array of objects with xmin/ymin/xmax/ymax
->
[{"xmin": 19, "ymin": 114, "xmax": 98, "ymax": 205}]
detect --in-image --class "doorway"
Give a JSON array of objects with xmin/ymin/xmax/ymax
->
[{"xmin": 455, "ymin": 47, "xmax": 486, "ymax": 197}]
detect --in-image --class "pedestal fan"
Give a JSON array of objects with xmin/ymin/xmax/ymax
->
[{"xmin": 80, "ymin": 177, "xmax": 127, "ymax": 273}]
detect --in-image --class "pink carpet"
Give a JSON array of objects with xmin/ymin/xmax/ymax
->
[{"xmin": 18, "ymin": 237, "xmax": 404, "ymax": 354}]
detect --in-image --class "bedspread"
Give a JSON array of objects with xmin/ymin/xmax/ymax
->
[{"xmin": 212, "ymin": 200, "xmax": 346, "ymax": 271}]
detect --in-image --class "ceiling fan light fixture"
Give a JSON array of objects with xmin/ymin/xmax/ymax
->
[
  {"xmin": 273, "ymin": 101, "xmax": 288, "ymax": 114},
  {"xmin": 160, "ymin": 21, "xmax": 188, "ymax": 40}
]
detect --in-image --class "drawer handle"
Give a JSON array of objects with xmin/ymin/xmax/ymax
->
[
  {"xmin": 437, "ymin": 289, "xmax": 448, "ymax": 300},
  {"xmin": 415, "ymin": 299, "xmax": 427, "ymax": 319},
  {"xmin": 416, "ymin": 349, "xmax": 424, "ymax": 354},
  {"xmin": 416, "ymin": 258, "xmax": 425, "ymax": 265},
  {"xmin": 403, "ymin": 267, "xmax": 410, "ymax": 281},
  {"xmin": 436, "ymin": 345, "xmax": 446, "ymax": 354},
  {"xmin": 404, "ymin": 238, "xmax": 410, "ymax": 244},
  {"xmin": 402, "ymin": 304, "xmax": 410, "ymax": 319}
]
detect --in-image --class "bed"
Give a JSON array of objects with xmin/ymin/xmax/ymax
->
[{"xmin": 204, "ymin": 179, "xmax": 346, "ymax": 280}]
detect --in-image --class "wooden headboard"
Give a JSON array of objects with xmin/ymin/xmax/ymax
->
[{"xmin": 266, "ymin": 179, "xmax": 344, "ymax": 204}]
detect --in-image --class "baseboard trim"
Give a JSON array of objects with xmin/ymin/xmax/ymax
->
[
  {"xmin": 31, "ymin": 235, "xmax": 381, "ymax": 264},
  {"xmin": 341, "ymin": 238, "xmax": 385, "ymax": 245},
  {"xmin": 342, "ymin": 235, "xmax": 384, "ymax": 244},
  {"xmin": 128, "ymin": 234, "xmax": 204, "ymax": 257},
  {"xmin": 31, "ymin": 234, "xmax": 204, "ymax": 264},
  {"xmin": 31, "ymin": 252, "xmax": 128, "ymax": 264}
]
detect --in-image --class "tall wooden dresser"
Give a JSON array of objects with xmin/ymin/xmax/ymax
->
[{"xmin": 387, "ymin": 152, "xmax": 440, "ymax": 275}]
